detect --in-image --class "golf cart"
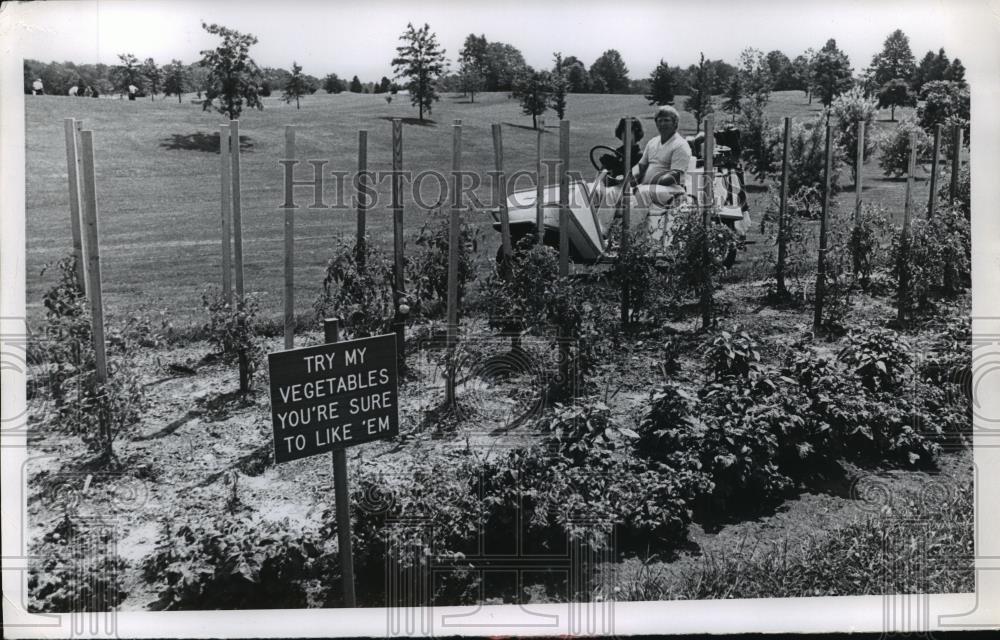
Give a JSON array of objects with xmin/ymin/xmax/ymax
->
[{"xmin": 489, "ymin": 127, "xmax": 752, "ymax": 266}]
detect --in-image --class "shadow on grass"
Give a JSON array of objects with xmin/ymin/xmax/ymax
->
[
  {"xmin": 160, "ymin": 132, "xmax": 253, "ymax": 153},
  {"xmin": 503, "ymin": 122, "xmax": 549, "ymax": 133},
  {"xmin": 379, "ymin": 116, "xmax": 436, "ymax": 126}
]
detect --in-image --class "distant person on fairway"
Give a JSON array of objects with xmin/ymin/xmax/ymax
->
[
  {"xmin": 632, "ymin": 105, "xmax": 692, "ymax": 188},
  {"xmin": 32, "ymin": 79, "xmax": 44, "ymax": 95},
  {"xmin": 599, "ymin": 117, "xmax": 644, "ymax": 185},
  {"xmin": 128, "ymin": 84, "xmax": 138, "ymax": 100}
]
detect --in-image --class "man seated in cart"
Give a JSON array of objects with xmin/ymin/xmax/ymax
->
[{"xmin": 633, "ymin": 106, "xmax": 693, "ymax": 186}]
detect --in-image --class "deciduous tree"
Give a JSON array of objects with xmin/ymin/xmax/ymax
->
[
  {"xmin": 162, "ymin": 59, "xmax": 188, "ymax": 103},
  {"xmin": 199, "ymin": 22, "xmax": 264, "ymax": 120},
  {"xmin": 811, "ymin": 39, "xmax": 853, "ymax": 107},
  {"xmin": 590, "ymin": 49, "xmax": 630, "ymax": 94},
  {"xmin": 283, "ymin": 61, "xmax": 307, "ymax": 109},
  {"xmin": 391, "ymin": 23, "xmax": 447, "ymax": 121},
  {"xmin": 513, "ymin": 67, "xmax": 551, "ymax": 129},
  {"xmin": 684, "ymin": 52, "xmax": 715, "ymax": 126}
]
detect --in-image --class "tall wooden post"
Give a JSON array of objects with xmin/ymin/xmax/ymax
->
[
  {"xmin": 79, "ymin": 130, "xmax": 111, "ymax": 452},
  {"xmin": 283, "ymin": 126, "xmax": 296, "ymax": 350},
  {"xmin": 230, "ymin": 119, "xmax": 248, "ymax": 392},
  {"xmin": 854, "ymin": 120, "xmax": 865, "ymax": 220},
  {"xmin": 230, "ymin": 119, "xmax": 245, "ymax": 299},
  {"xmin": 323, "ymin": 319, "xmax": 356, "ymax": 607},
  {"xmin": 928, "ymin": 124, "xmax": 942, "ymax": 218},
  {"xmin": 620, "ymin": 116, "xmax": 632, "ymax": 328},
  {"xmin": 220, "ymin": 123, "xmax": 233, "ymax": 304},
  {"xmin": 391, "ymin": 119, "xmax": 406, "ymax": 370},
  {"xmin": 445, "ymin": 122, "xmax": 462, "ymax": 405},
  {"xmin": 701, "ymin": 115, "xmax": 715, "ymax": 330},
  {"xmin": 536, "ymin": 118, "xmax": 546, "ymax": 244},
  {"xmin": 558, "ymin": 120, "xmax": 570, "ymax": 277},
  {"xmin": 356, "ymin": 130, "xmax": 368, "ymax": 252},
  {"xmin": 492, "ymin": 124, "xmax": 512, "ymax": 260},
  {"xmin": 949, "ymin": 124, "xmax": 963, "ymax": 205},
  {"xmin": 776, "ymin": 117, "xmax": 791, "ymax": 298},
  {"xmin": 897, "ymin": 132, "xmax": 917, "ymax": 325},
  {"xmin": 813, "ymin": 125, "xmax": 834, "ymax": 331},
  {"xmin": 63, "ymin": 118, "xmax": 87, "ymax": 293}
]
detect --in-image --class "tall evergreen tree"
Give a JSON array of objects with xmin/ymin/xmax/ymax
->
[
  {"xmin": 550, "ymin": 52, "xmax": 568, "ymax": 119},
  {"xmin": 684, "ymin": 52, "xmax": 716, "ymax": 126},
  {"xmin": 811, "ymin": 39, "xmax": 854, "ymax": 107},
  {"xmin": 391, "ymin": 23, "xmax": 447, "ymax": 121},
  {"xmin": 870, "ymin": 29, "xmax": 916, "ymax": 87},
  {"xmin": 722, "ymin": 74, "xmax": 744, "ymax": 122},
  {"xmin": 349, "ymin": 75, "xmax": 363, "ymax": 93},
  {"xmin": 645, "ymin": 59, "xmax": 675, "ymax": 105}
]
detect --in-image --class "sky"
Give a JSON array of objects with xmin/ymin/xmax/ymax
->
[{"xmin": 3, "ymin": 0, "xmax": 998, "ymax": 82}]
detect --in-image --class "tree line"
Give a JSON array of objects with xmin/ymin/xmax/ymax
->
[{"xmin": 24, "ymin": 22, "xmax": 968, "ymax": 128}]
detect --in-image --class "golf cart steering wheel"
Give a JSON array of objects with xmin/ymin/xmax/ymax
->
[{"xmin": 589, "ymin": 145, "xmax": 619, "ymax": 172}]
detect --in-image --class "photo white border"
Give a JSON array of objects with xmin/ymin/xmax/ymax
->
[{"xmin": 2, "ymin": 1, "xmax": 998, "ymax": 636}]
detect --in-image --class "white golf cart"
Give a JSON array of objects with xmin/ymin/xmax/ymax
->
[{"xmin": 490, "ymin": 129, "xmax": 752, "ymax": 267}]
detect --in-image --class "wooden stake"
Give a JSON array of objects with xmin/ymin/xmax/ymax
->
[
  {"xmin": 391, "ymin": 119, "xmax": 406, "ymax": 370},
  {"xmin": 854, "ymin": 120, "xmax": 864, "ymax": 220},
  {"xmin": 813, "ymin": 125, "xmax": 834, "ymax": 331},
  {"xmin": 536, "ymin": 118, "xmax": 545, "ymax": 244},
  {"xmin": 356, "ymin": 130, "xmax": 368, "ymax": 251},
  {"xmin": 230, "ymin": 119, "xmax": 248, "ymax": 392},
  {"xmin": 491, "ymin": 124, "xmax": 512, "ymax": 259},
  {"xmin": 949, "ymin": 124, "xmax": 963, "ymax": 205},
  {"xmin": 283, "ymin": 126, "xmax": 296, "ymax": 350},
  {"xmin": 220, "ymin": 124, "xmax": 233, "ymax": 305},
  {"xmin": 446, "ymin": 123, "xmax": 462, "ymax": 405},
  {"xmin": 79, "ymin": 130, "xmax": 111, "ymax": 450},
  {"xmin": 776, "ymin": 117, "xmax": 791, "ymax": 297},
  {"xmin": 558, "ymin": 120, "xmax": 570, "ymax": 277},
  {"xmin": 701, "ymin": 115, "xmax": 715, "ymax": 330},
  {"xmin": 620, "ymin": 116, "xmax": 632, "ymax": 328},
  {"xmin": 898, "ymin": 134, "xmax": 917, "ymax": 325},
  {"xmin": 230, "ymin": 119, "xmax": 245, "ymax": 299},
  {"xmin": 928, "ymin": 123, "xmax": 942, "ymax": 218},
  {"xmin": 324, "ymin": 319, "xmax": 356, "ymax": 608},
  {"xmin": 63, "ymin": 118, "xmax": 87, "ymax": 293}
]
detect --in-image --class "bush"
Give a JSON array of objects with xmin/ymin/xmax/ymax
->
[
  {"xmin": 668, "ymin": 206, "xmax": 739, "ymax": 297},
  {"xmin": 848, "ymin": 203, "xmax": 891, "ymax": 290},
  {"xmin": 738, "ymin": 97, "xmax": 780, "ymax": 180},
  {"xmin": 29, "ymin": 516, "xmax": 128, "ymax": 612},
  {"xmin": 144, "ymin": 516, "xmax": 325, "ymax": 610},
  {"xmin": 939, "ymin": 164, "xmax": 970, "ymax": 216},
  {"xmin": 408, "ymin": 209, "xmax": 481, "ymax": 318},
  {"xmin": 786, "ymin": 116, "xmax": 843, "ymax": 196},
  {"xmin": 610, "ymin": 224, "xmax": 667, "ymax": 325},
  {"xmin": 202, "ymin": 288, "xmax": 264, "ymax": 392},
  {"xmin": 877, "ymin": 118, "xmax": 932, "ymax": 177},
  {"xmin": 917, "ymin": 80, "xmax": 969, "ymax": 138},
  {"xmin": 39, "ymin": 255, "xmax": 93, "ymax": 409},
  {"xmin": 838, "ymin": 329, "xmax": 912, "ymax": 393},
  {"xmin": 481, "ymin": 236, "xmax": 559, "ymax": 336},
  {"xmin": 891, "ymin": 206, "xmax": 970, "ymax": 313},
  {"xmin": 704, "ymin": 329, "xmax": 760, "ymax": 380},
  {"xmin": 831, "ymin": 87, "xmax": 878, "ymax": 184},
  {"xmin": 314, "ymin": 237, "xmax": 395, "ymax": 338}
]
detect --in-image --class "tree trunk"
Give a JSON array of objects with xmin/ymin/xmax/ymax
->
[
  {"xmin": 532, "ymin": 113, "xmax": 537, "ymax": 130},
  {"xmin": 296, "ymin": 95, "xmax": 300, "ymax": 109},
  {"xmin": 177, "ymin": 93, "xmax": 181, "ymax": 104},
  {"xmin": 890, "ymin": 105, "xmax": 896, "ymax": 121}
]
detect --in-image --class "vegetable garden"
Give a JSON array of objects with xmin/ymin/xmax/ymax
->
[{"xmin": 23, "ymin": 91, "xmax": 973, "ymax": 611}]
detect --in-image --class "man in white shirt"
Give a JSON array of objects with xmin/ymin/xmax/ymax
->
[{"xmin": 632, "ymin": 105, "xmax": 692, "ymax": 188}]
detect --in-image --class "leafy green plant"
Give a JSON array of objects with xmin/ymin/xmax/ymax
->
[
  {"xmin": 482, "ymin": 236, "xmax": 559, "ymax": 336},
  {"xmin": 28, "ymin": 517, "xmax": 128, "ymax": 612},
  {"xmin": 831, "ymin": 87, "xmax": 878, "ymax": 184},
  {"xmin": 738, "ymin": 96, "xmax": 780, "ymax": 180},
  {"xmin": 877, "ymin": 117, "xmax": 931, "ymax": 177},
  {"xmin": 668, "ymin": 206, "xmax": 739, "ymax": 297},
  {"xmin": 314, "ymin": 236, "xmax": 395, "ymax": 337},
  {"xmin": 786, "ymin": 116, "xmax": 843, "ymax": 196},
  {"xmin": 538, "ymin": 397, "xmax": 638, "ymax": 465},
  {"xmin": 143, "ymin": 516, "xmax": 324, "ymax": 610},
  {"xmin": 408, "ymin": 209, "xmax": 481, "ymax": 318},
  {"xmin": 848, "ymin": 203, "xmax": 891, "ymax": 290},
  {"xmin": 704, "ymin": 329, "xmax": 761, "ymax": 380},
  {"xmin": 202, "ymin": 288, "xmax": 264, "ymax": 393},
  {"xmin": 838, "ymin": 329, "xmax": 913, "ymax": 392},
  {"xmin": 39, "ymin": 255, "xmax": 94, "ymax": 409}
]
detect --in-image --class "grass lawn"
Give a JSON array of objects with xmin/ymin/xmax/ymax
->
[{"xmin": 25, "ymin": 90, "xmax": 948, "ymax": 329}]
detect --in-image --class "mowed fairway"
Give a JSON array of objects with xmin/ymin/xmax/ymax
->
[{"xmin": 25, "ymin": 91, "xmax": 932, "ymax": 328}]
